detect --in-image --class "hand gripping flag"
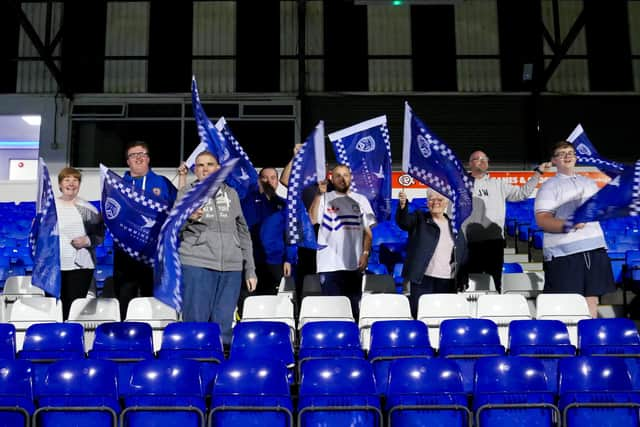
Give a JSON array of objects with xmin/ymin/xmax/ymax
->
[
  {"xmin": 154, "ymin": 158, "xmax": 239, "ymax": 311},
  {"xmin": 402, "ymin": 102, "xmax": 473, "ymax": 233},
  {"xmin": 101, "ymin": 165, "xmax": 171, "ymax": 266},
  {"xmin": 286, "ymin": 121, "xmax": 326, "ymax": 249},
  {"xmin": 191, "ymin": 76, "xmax": 258, "ymax": 199},
  {"xmin": 571, "ymin": 159, "xmax": 640, "ymax": 224},
  {"xmin": 567, "ymin": 124, "xmax": 626, "ymax": 178},
  {"xmin": 28, "ymin": 158, "xmax": 61, "ymax": 297},
  {"xmin": 329, "ymin": 115, "xmax": 392, "ymax": 222}
]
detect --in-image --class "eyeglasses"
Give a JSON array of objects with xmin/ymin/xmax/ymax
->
[
  {"xmin": 470, "ymin": 156, "xmax": 489, "ymax": 162},
  {"xmin": 127, "ymin": 152, "xmax": 149, "ymax": 159},
  {"xmin": 553, "ymin": 151, "xmax": 575, "ymax": 159}
]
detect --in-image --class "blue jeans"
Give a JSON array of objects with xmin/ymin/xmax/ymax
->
[
  {"xmin": 319, "ymin": 270, "xmax": 363, "ymax": 320},
  {"xmin": 182, "ymin": 265, "xmax": 242, "ymax": 344}
]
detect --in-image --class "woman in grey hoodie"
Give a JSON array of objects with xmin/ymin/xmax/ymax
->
[{"xmin": 178, "ymin": 151, "xmax": 257, "ymax": 344}]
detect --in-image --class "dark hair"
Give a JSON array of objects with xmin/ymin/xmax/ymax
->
[
  {"xmin": 259, "ymin": 167, "xmax": 278, "ymax": 179},
  {"xmin": 195, "ymin": 150, "xmax": 218, "ymax": 163},
  {"xmin": 551, "ymin": 140, "xmax": 574, "ymax": 157},
  {"xmin": 58, "ymin": 167, "xmax": 82, "ymax": 184},
  {"xmin": 125, "ymin": 140, "xmax": 150, "ymax": 156},
  {"xmin": 332, "ymin": 164, "xmax": 351, "ymax": 174}
]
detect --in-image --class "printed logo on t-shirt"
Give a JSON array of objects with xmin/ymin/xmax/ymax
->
[{"xmin": 152, "ymin": 187, "xmax": 161, "ymax": 196}]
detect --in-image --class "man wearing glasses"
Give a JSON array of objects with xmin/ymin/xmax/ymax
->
[
  {"xmin": 462, "ymin": 150, "xmax": 551, "ymax": 291},
  {"xmin": 535, "ymin": 141, "xmax": 614, "ymax": 318},
  {"xmin": 113, "ymin": 141, "xmax": 177, "ymax": 319}
]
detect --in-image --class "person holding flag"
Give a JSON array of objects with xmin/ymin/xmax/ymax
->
[
  {"xmin": 178, "ymin": 150, "xmax": 256, "ymax": 344},
  {"xmin": 535, "ymin": 140, "xmax": 615, "ymax": 318}
]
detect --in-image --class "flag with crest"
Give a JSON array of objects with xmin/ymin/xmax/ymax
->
[
  {"xmin": 567, "ymin": 124, "xmax": 626, "ymax": 178},
  {"xmin": 329, "ymin": 116, "xmax": 392, "ymax": 222}
]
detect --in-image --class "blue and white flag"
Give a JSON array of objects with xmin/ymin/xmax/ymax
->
[
  {"xmin": 101, "ymin": 165, "xmax": 171, "ymax": 266},
  {"xmin": 286, "ymin": 121, "xmax": 326, "ymax": 249},
  {"xmin": 402, "ymin": 102, "xmax": 473, "ymax": 233},
  {"xmin": 191, "ymin": 77, "xmax": 258, "ymax": 199},
  {"xmin": 329, "ymin": 115, "xmax": 392, "ymax": 222},
  {"xmin": 29, "ymin": 158, "xmax": 61, "ymax": 297},
  {"xmin": 154, "ymin": 158, "xmax": 239, "ymax": 311},
  {"xmin": 567, "ymin": 124, "xmax": 626, "ymax": 178},
  {"xmin": 184, "ymin": 142, "xmax": 208, "ymax": 170},
  {"xmin": 572, "ymin": 159, "xmax": 640, "ymax": 224}
]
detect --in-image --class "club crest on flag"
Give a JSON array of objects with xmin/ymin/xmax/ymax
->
[
  {"xmin": 104, "ymin": 197, "xmax": 120, "ymax": 220},
  {"xmin": 355, "ymin": 136, "xmax": 376, "ymax": 152},
  {"xmin": 417, "ymin": 135, "xmax": 432, "ymax": 158},
  {"xmin": 567, "ymin": 124, "xmax": 626, "ymax": 178}
]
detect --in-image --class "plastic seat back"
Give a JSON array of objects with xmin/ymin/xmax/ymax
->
[
  {"xmin": 301, "ymin": 274, "xmax": 322, "ymax": 299},
  {"xmin": 2, "ymin": 276, "xmax": 41, "ymax": 298},
  {"xmin": 362, "ymin": 274, "xmax": 396, "ymax": 294},
  {"xmin": 299, "ymin": 321, "xmax": 363, "ymax": 359},
  {"xmin": 501, "ymin": 272, "xmax": 545, "ymax": 298},
  {"xmin": 359, "ymin": 293, "xmax": 412, "ymax": 351},
  {"xmin": 242, "ymin": 295, "xmax": 295, "ymax": 342},
  {"xmin": 298, "ymin": 295, "xmax": 354, "ymax": 329},
  {"xmin": 502, "ymin": 262, "xmax": 524, "ymax": 273},
  {"xmin": 462, "ymin": 273, "xmax": 498, "ymax": 315},
  {"xmin": 211, "ymin": 358, "xmax": 293, "ymax": 427},
  {"xmin": 125, "ymin": 297, "xmax": 178, "ymax": 352},
  {"xmin": 559, "ymin": 356, "xmax": 640, "ymax": 427},
  {"xmin": 476, "ymin": 294, "xmax": 532, "ymax": 346},
  {"xmin": 0, "ymin": 323, "xmax": 16, "ymax": 359},
  {"xmin": 417, "ymin": 293, "xmax": 472, "ymax": 350},
  {"xmin": 0, "ymin": 359, "xmax": 34, "ymax": 427},
  {"xmin": 35, "ymin": 359, "xmax": 119, "ymax": 427},
  {"xmin": 536, "ymin": 293, "xmax": 591, "ymax": 345},
  {"xmin": 67, "ymin": 297, "xmax": 120, "ymax": 352},
  {"xmin": 299, "ymin": 358, "xmax": 381, "ymax": 427},
  {"xmin": 122, "ymin": 359, "xmax": 205, "ymax": 427},
  {"xmin": 6, "ymin": 296, "xmax": 62, "ymax": 351}
]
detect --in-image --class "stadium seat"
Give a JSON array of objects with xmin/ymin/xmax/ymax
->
[
  {"xmin": 368, "ymin": 320, "xmax": 433, "ymax": 396},
  {"xmin": 67, "ymin": 297, "xmax": 121, "ymax": 352},
  {"xmin": 125, "ymin": 297, "xmax": 179, "ymax": 352},
  {"xmin": 361, "ymin": 274, "xmax": 396, "ymax": 294},
  {"xmin": 241, "ymin": 295, "xmax": 295, "ymax": 343},
  {"xmin": 88, "ymin": 322, "xmax": 154, "ymax": 395},
  {"xmin": 439, "ymin": 318, "xmax": 505, "ymax": 393},
  {"xmin": 501, "ymin": 272, "xmax": 545, "ymax": 299},
  {"xmin": 277, "ymin": 275, "xmax": 296, "ymax": 301},
  {"xmin": 157, "ymin": 321, "xmax": 224, "ymax": 395},
  {"xmin": 34, "ymin": 359, "xmax": 120, "ymax": 427},
  {"xmin": 2, "ymin": 276, "xmax": 43, "ymax": 301},
  {"xmin": 509, "ymin": 320, "xmax": 576, "ymax": 394},
  {"xmin": 359, "ymin": 293, "xmax": 412, "ymax": 351},
  {"xmin": 0, "ymin": 323, "xmax": 16, "ymax": 359},
  {"xmin": 417, "ymin": 293, "xmax": 472, "ymax": 350},
  {"xmin": 211, "ymin": 358, "xmax": 294, "ymax": 427},
  {"xmin": 536, "ymin": 294, "xmax": 591, "ymax": 346},
  {"xmin": 121, "ymin": 359, "xmax": 206, "ymax": 427},
  {"xmin": 298, "ymin": 321, "xmax": 364, "ymax": 377},
  {"xmin": 6, "ymin": 296, "xmax": 62, "ymax": 351},
  {"xmin": 578, "ymin": 318, "xmax": 640, "ymax": 389},
  {"xmin": 230, "ymin": 321, "xmax": 295, "ymax": 384},
  {"xmin": 476, "ymin": 294, "xmax": 532, "ymax": 347},
  {"xmin": 474, "ymin": 356, "xmax": 559, "ymax": 427},
  {"xmin": 502, "ymin": 262, "xmax": 524, "ymax": 273},
  {"xmin": 366, "ymin": 263, "xmax": 389, "ymax": 276},
  {"xmin": 301, "ymin": 274, "xmax": 322, "ymax": 299},
  {"xmin": 461, "ymin": 273, "xmax": 498, "ymax": 315},
  {"xmin": 298, "ymin": 296, "xmax": 354, "ymax": 329},
  {"xmin": 385, "ymin": 357, "xmax": 470, "ymax": 427},
  {"xmin": 298, "ymin": 358, "xmax": 382, "ymax": 427},
  {"xmin": 0, "ymin": 359, "xmax": 34, "ymax": 427},
  {"xmin": 558, "ymin": 356, "xmax": 640, "ymax": 427}
]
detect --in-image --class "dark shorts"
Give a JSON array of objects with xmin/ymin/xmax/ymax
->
[{"xmin": 543, "ymin": 248, "xmax": 615, "ymax": 297}]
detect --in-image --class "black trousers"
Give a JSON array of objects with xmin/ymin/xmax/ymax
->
[
  {"xmin": 465, "ymin": 239, "xmax": 505, "ymax": 291},
  {"xmin": 60, "ymin": 268, "xmax": 94, "ymax": 320},
  {"xmin": 237, "ymin": 263, "xmax": 283, "ymax": 317},
  {"xmin": 113, "ymin": 248, "xmax": 153, "ymax": 320}
]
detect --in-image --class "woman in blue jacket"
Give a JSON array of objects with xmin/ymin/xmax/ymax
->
[{"xmin": 395, "ymin": 188, "xmax": 467, "ymax": 318}]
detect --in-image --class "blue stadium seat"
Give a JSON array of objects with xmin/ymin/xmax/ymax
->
[
  {"xmin": 474, "ymin": 356, "xmax": 558, "ymax": 427},
  {"xmin": 502, "ymin": 262, "xmax": 524, "ymax": 273},
  {"xmin": 121, "ymin": 359, "xmax": 205, "ymax": 427},
  {"xmin": 88, "ymin": 322, "xmax": 154, "ymax": 395},
  {"xmin": 578, "ymin": 318, "xmax": 640, "ymax": 389},
  {"xmin": 157, "ymin": 321, "xmax": 224, "ymax": 394},
  {"xmin": 211, "ymin": 358, "xmax": 293, "ymax": 427},
  {"xmin": 0, "ymin": 323, "xmax": 16, "ymax": 359},
  {"xmin": 438, "ymin": 319, "xmax": 505, "ymax": 394},
  {"xmin": 385, "ymin": 357, "xmax": 470, "ymax": 427},
  {"xmin": 509, "ymin": 320, "xmax": 576, "ymax": 393},
  {"xmin": 0, "ymin": 359, "xmax": 34, "ymax": 427},
  {"xmin": 18, "ymin": 323, "xmax": 85, "ymax": 395},
  {"xmin": 558, "ymin": 356, "xmax": 640, "ymax": 427},
  {"xmin": 298, "ymin": 321, "xmax": 363, "ymax": 374},
  {"xmin": 230, "ymin": 321, "xmax": 295, "ymax": 384},
  {"xmin": 298, "ymin": 358, "xmax": 381, "ymax": 427},
  {"xmin": 366, "ymin": 263, "xmax": 388, "ymax": 275},
  {"xmin": 368, "ymin": 320, "xmax": 433, "ymax": 396},
  {"xmin": 34, "ymin": 359, "xmax": 120, "ymax": 427}
]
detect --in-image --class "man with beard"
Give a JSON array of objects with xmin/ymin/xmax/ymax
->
[{"xmin": 309, "ymin": 164, "xmax": 376, "ymax": 319}]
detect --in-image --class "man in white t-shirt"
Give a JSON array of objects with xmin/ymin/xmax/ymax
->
[
  {"xmin": 535, "ymin": 140, "xmax": 615, "ymax": 318},
  {"xmin": 309, "ymin": 164, "xmax": 377, "ymax": 318}
]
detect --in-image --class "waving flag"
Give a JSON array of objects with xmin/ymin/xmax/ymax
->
[
  {"xmin": 191, "ymin": 77, "xmax": 258, "ymax": 199},
  {"xmin": 154, "ymin": 158, "xmax": 239, "ymax": 311},
  {"xmin": 329, "ymin": 115, "xmax": 392, "ymax": 222},
  {"xmin": 29, "ymin": 159, "xmax": 61, "ymax": 297},
  {"xmin": 286, "ymin": 121, "xmax": 326, "ymax": 249},
  {"xmin": 567, "ymin": 124, "xmax": 626, "ymax": 178},
  {"xmin": 571, "ymin": 159, "xmax": 640, "ymax": 224},
  {"xmin": 402, "ymin": 102, "xmax": 473, "ymax": 233},
  {"xmin": 101, "ymin": 165, "xmax": 171, "ymax": 266},
  {"xmin": 184, "ymin": 142, "xmax": 208, "ymax": 170}
]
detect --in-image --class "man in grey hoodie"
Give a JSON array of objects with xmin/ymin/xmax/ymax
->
[{"xmin": 178, "ymin": 150, "xmax": 257, "ymax": 344}]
